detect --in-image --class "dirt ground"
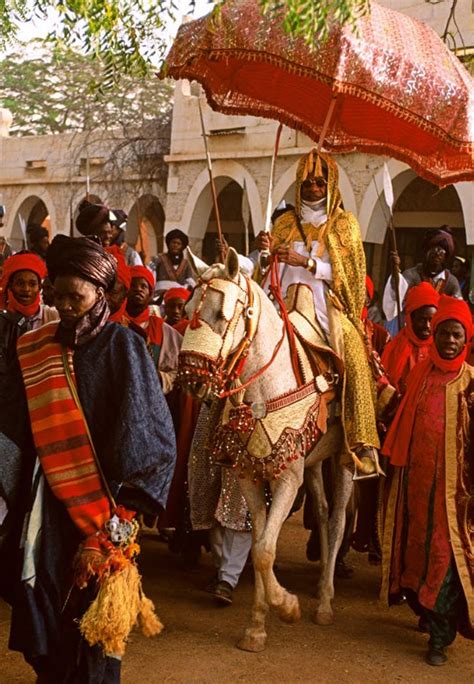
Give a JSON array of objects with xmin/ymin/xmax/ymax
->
[{"xmin": 1, "ymin": 511, "xmax": 472, "ymax": 684}]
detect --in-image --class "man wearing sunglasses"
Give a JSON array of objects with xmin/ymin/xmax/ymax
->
[
  {"xmin": 248, "ymin": 148, "xmax": 381, "ymax": 480},
  {"xmin": 383, "ymin": 226, "xmax": 462, "ymax": 335}
]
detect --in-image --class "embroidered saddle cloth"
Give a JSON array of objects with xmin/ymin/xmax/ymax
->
[{"xmin": 212, "ymin": 284, "xmax": 342, "ymax": 480}]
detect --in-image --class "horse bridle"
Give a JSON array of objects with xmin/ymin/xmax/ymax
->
[{"xmin": 179, "ymin": 273, "xmax": 273, "ymax": 398}]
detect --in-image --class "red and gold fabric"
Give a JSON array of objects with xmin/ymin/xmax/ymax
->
[
  {"xmin": 381, "ymin": 362, "xmax": 474, "ymax": 635},
  {"xmin": 270, "ymin": 150, "xmax": 379, "ymax": 459}
]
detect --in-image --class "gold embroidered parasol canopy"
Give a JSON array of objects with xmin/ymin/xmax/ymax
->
[{"xmin": 162, "ymin": 0, "xmax": 474, "ymax": 186}]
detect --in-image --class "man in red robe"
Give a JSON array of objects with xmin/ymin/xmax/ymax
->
[
  {"xmin": 382, "ymin": 295, "xmax": 474, "ymax": 666},
  {"xmin": 382, "ymin": 282, "xmax": 440, "ymax": 395},
  {"xmin": 126, "ymin": 265, "xmax": 182, "ymax": 394}
]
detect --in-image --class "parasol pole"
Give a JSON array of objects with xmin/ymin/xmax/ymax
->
[
  {"xmin": 197, "ymin": 97, "xmax": 225, "ymax": 261},
  {"xmin": 316, "ymin": 95, "xmax": 338, "ymax": 153},
  {"xmin": 381, "ymin": 163, "xmax": 402, "ymax": 330}
]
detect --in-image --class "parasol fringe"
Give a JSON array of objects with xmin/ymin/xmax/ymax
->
[
  {"xmin": 172, "ymin": 48, "xmax": 472, "ymax": 153},
  {"xmin": 174, "ymin": 67, "xmax": 472, "ymax": 187}
]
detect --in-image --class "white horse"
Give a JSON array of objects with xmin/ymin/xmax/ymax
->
[{"xmin": 180, "ymin": 249, "xmax": 353, "ymax": 652}]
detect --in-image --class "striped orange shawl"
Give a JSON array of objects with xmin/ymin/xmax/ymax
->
[{"xmin": 17, "ymin": 321, "xmax": 111, "ymax": 537}]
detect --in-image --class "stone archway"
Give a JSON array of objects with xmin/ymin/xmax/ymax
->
[
  {"xmin": 171, "ymin": 160, "xmax": 263, "ymax": 256},
  {"xmin": 361, "ymin": 163, "xmax": 467, "ymax": 289},
  {"xmin": 127, "ymin": 195, "xmax": 165, "ymax": 262},
  {"xmin": 201, "ymin": 180, "xmax": 253, "ymax": 263},
  {"xmin": 10, "ymin": 193, "xmax": 54, "ymax": 252}
]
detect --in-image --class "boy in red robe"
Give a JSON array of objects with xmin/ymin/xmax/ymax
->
[
  {"xmin": 126, "ymin": 266, "xmax": 182, "ymax": 394},
  {"xmin": 382, "ymin": 295, "xmax": 474, "ymax": 666},
  {"xmin": 382, "ymin": 282, "xmax": 440, "ymax": 395}
]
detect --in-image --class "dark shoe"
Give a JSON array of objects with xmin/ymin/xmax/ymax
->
[
  {"xmin": 418, "ymin": 616, "xmax": 429, "ymax": 633},
  {"xmin": 214, "ymin": 580, "xmax": 233, "ymax": 605},
  {"xmin": 204, "ymin": 573, "xmax": 219, "ymax": 594},
  {"xmin": 425, "ymin": 647, "xmax": 447, "ymax": 666},
  {"xmin": 335, "ymin": 559, "xmax": 354, "ymax": 579}
]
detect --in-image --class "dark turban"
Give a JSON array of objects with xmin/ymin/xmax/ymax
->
[
  {"xmin": 422, "ymin": 226, "xmax": 455, "ymax": 260},
  {"xmin": 165, "ymin": 229, "xmax": 188, "ymax": 249},
  {"xmin": 76, "ymin": 202, "xmax": 111, "ymax": 237},
  {"xmin": 110, "ymin": 209, "xmax": 128, "ymax": 231},
  {"xmin": 46, "ymin": 235, "xmax": 117, "ymax": 291},
  {"xmin": 26, "ymin": 224, "xmax": 49, "ymax": 243}
]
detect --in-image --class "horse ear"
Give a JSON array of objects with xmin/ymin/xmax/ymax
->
[
  {"xmin": 185, "ymin": 246, "xmax": 208, "ymax": 278},
  {"xmin": 225, "ymin": 247, "xmax": 240, "ymax": 280}
]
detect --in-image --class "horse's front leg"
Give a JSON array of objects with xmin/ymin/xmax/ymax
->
[
  {"xmin": 257, "ymin": 459, "xmax": 303, "ymax": 624},
  {"xmin": 236, "ymin": 479, "xmax": 269, "ymax": 653},
  {"xmin": 314, "ymin": 461, "xmax": 353, "ymax": 626}
]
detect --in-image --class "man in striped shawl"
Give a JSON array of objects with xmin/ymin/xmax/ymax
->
[{"xmin": 1, "ymin": 236, "xmax": 176, "ymax": 684}]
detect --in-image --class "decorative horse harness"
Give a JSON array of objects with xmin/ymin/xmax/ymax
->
[{"xmin": 177, "ymin": 270, "xmax": 340, "ymax": 480}]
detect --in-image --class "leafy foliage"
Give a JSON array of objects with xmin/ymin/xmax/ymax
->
[
  {"xmin": 258, "ymin": 0, "xmax": 369, "ymax": 45},
  {"xmin": 0, "ymin": 0, "xmax": 370, "ymax": 87},
  {"xmin": 0, "ymin": 45, "xmax": 173, "ymax": 136}
]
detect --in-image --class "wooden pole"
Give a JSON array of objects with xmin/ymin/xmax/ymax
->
[
  {"xmin": 316, "ymin": 95, "xmax": 338, "ymax": 153},
  {"xmin": 388, "ymin": 218, "xmax": 402, "ymax": 330},
  {"xmin": 264, "ymin": 123, "xmax": 283, "ymax": 234},
  {"xmin": 197, "ymin": 97, "xmax": 224, "ymax": 261}
]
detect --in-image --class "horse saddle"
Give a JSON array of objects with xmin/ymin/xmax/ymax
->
[{"xmin": 284, "ymin": 283, "xmax": 344, "ymax": 384}]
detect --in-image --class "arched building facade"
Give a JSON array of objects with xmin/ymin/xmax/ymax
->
[{"xmin": 164, "ymin": 82, "xmax": 473, "ymax": 294}]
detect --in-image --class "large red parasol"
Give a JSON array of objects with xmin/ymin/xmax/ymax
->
[{"xmin": 162, "ymin": 0, "xmax": 474, "ymax": 186}]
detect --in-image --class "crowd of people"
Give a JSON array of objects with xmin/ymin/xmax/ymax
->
[{"xmin": 0, "ymin": 151, "xmax": 473, "ymax": 683}]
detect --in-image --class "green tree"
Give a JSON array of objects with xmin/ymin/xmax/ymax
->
[
  {"xmin": 0, "ymin": 46, "xmax": 173, "ymax": 136},
  {"xmin": 0, "ymin": 1, "xmax": 369, "ymax": 85}
]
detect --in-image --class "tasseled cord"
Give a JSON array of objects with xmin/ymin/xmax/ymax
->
[
  {"xmin": 75, "ymin": 508, "xmax": 164, "ymax": 657},
  {"xmin": 79, "ymin": 561, "xmax": 163, "ymax": 657}
]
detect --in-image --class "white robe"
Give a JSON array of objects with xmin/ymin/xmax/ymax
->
[{"xmin": 239, "ymin": 199, "xmax": 333, "ymax": 335}]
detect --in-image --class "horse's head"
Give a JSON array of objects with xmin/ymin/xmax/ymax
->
[{"xmin": 178, "ymin": 248, "xmax": 258, "ymax": 400}]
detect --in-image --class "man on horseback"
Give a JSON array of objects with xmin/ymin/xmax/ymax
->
[{"xmin": 247, "ymin": 149, "xmax": 381, "ymax": 479}]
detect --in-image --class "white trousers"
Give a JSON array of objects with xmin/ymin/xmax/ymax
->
[{"xmin": 210, "ymin": 523, "xmax": 252, "ymax": 589}]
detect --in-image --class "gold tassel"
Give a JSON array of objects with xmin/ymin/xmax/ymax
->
[
  {"xmin": 314, "ymin": 153, "xmax": 323, "ymax": 179},
  {"xmin": 79, "ymin": 562, "xmax": 163, "ymax": 656},
  {"xmin": 138, "ymin": 595, "xmax": 164, "ymax": 638}
]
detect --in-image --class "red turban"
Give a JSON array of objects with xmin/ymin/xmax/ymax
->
[
  {"xmin": 163, "ymin": 287, "xmax": 191, "ymax": 304},
  {"xmin": 381, "ymin": 283, "xmax": 440, "ymax": 392},
  {"xmin": 405, "ymin": 282, "xmax": 440, "ymax": 316},
  {"xmin": 431, "ymin": 295, "xmax": 472, "ymax": 341},
  {"xmin": 0, "ymin": 252, "xmax": 47, "ymax": 310},
  {"xmin": 106, "ymin": 245, "xmax": 131, "ymax": 289},
  {"xmin": 130, "ymin": 265, "xmax": 155, "ymax": 293}
]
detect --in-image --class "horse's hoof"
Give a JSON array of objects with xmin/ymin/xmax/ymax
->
[
  {"xmin": 312, "ymin": 610, "xmax": 334, "ymax": 626},
  {"xmin": 236, "ymin": 633, "xmax": 267, "ymax": 652},
  {"xmin": 277, "ymin": 593, "xmax": 301, "ymax": 624}
]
